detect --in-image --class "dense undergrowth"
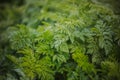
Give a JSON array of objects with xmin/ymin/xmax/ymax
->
[{"xmin": 0, "ymin": 0, "xmax": 120, "ymax": 80}]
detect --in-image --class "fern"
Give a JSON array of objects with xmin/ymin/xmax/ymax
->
[
  {"xmin": 101, "ymin": 60, "xmax": 120, "ymax": 80},
  {"xmin": 9, "ymin": 25, "xmax": 36, "ymax": 50},
  {"xmin": 0, "ymin": 0, "xmax": 120, "ymax": 80},
  {"xmin": 17, "ymin": 48, "xmax": 54, "ymax": 80}
]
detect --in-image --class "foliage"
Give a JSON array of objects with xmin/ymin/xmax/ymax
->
[{"xmin": 0, "ymin": 0, "xmax": 120, "ymax": 80}]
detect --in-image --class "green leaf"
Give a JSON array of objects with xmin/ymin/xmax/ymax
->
[{"xmin": 60, "ymin": 43, "xmax": 69, "ymax": 53}]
